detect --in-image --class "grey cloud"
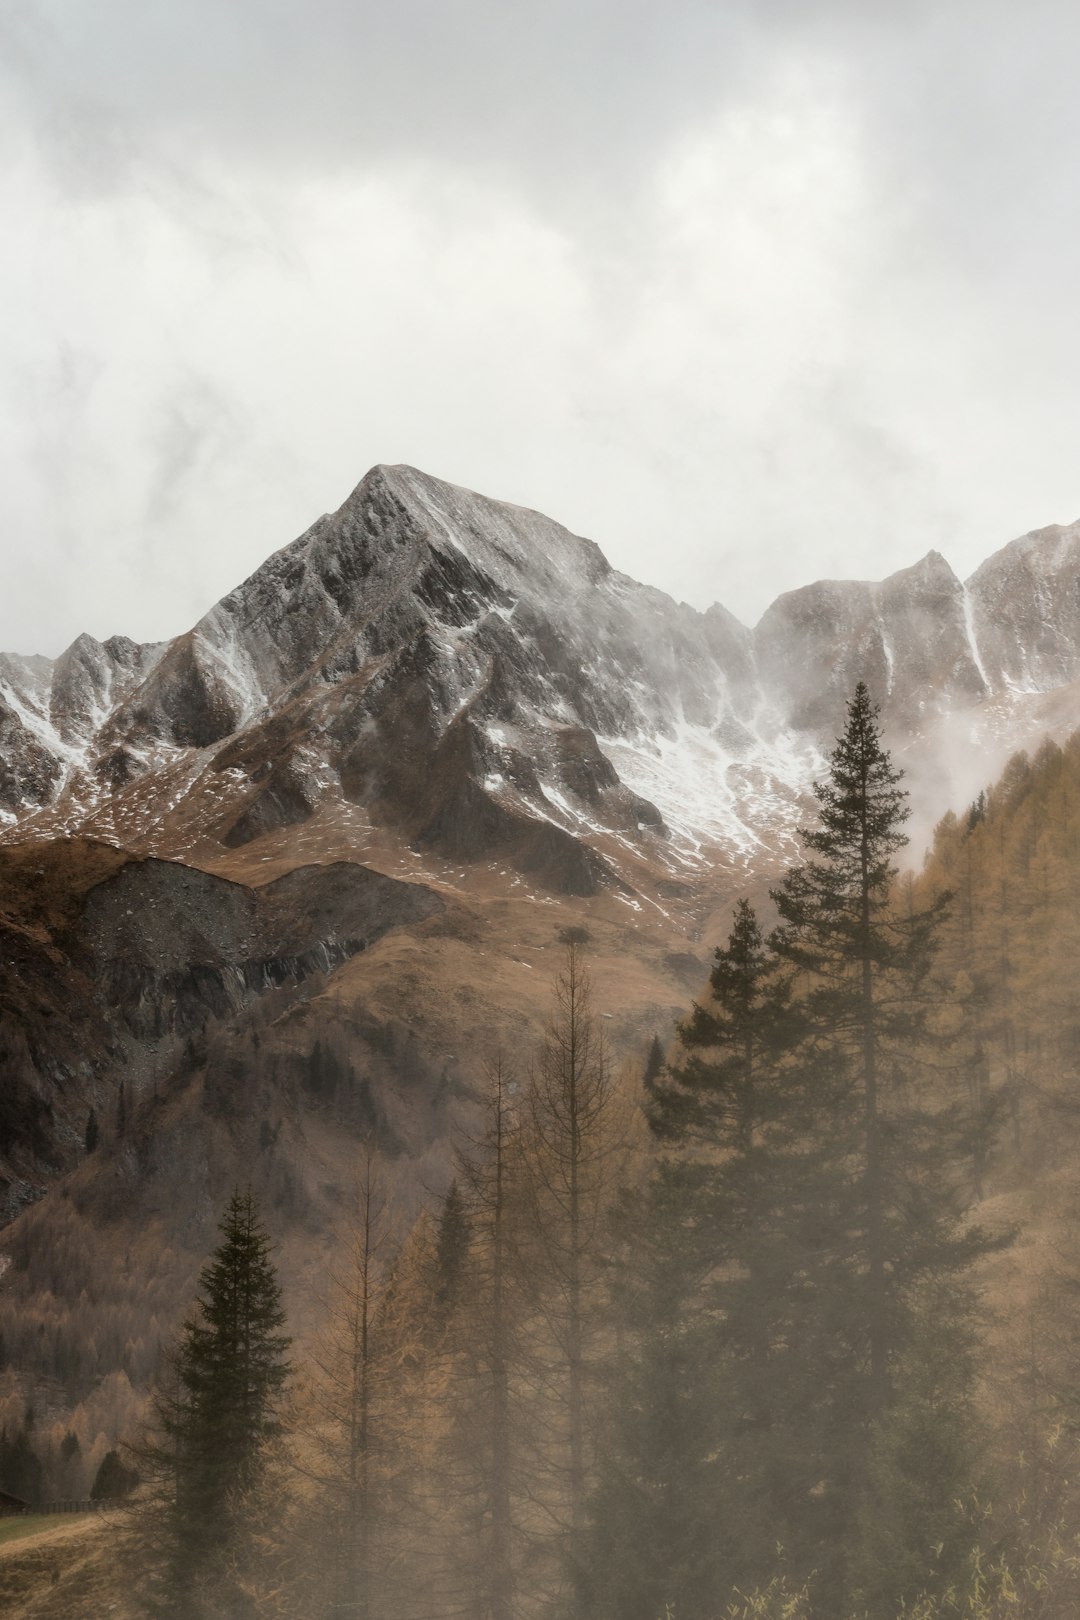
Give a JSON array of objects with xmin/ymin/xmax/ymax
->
[
  {"xmin": 2, "ymin": 1, "xmax": 756, "ymax": 199},
  {"xmin": 145, "ymin": 376, "xmax": 243, "ymax": 523},
  {"xmin": 4, "ymin": 2, "xmax": 1080, "ymax": 657}
]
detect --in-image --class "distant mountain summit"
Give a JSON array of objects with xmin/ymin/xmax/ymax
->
[{"xmin": 2, "ymin": 466, "xmax": 1079, "ymax": 889}]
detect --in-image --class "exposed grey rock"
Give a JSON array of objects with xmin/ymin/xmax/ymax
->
[{"xmin": 2, "ymin": 463, "xmax": 1079, "ymax": 876}]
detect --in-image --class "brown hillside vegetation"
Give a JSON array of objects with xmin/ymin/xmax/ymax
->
[
  {"xmin": 9, "ymin": 721, "xmax": 1080, "ymax": 1613},
  {"xmin": 0, "ymin": 819, "xmax": 705, "ymax": 1506},
  {"xmin": 912, "ymin": 733, "xmax": 1080, "ymax": 1530}
]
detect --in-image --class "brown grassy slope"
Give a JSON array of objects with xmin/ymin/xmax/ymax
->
[{"xmin": 0, "ymin": 1513, "xmax": 143, "ymax": 1620}]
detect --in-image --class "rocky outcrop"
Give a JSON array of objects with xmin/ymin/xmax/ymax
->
[
  {"xmin": 0, "ymin": 838, "xmax": 442, "ymax": 1209},
  {"xmin": 966, "ymin": 521, "xmax": 1080, "ymax": 694},
  {"xmin": 755, "ymin": 550, "xmax": 988, "ymax": 733}
]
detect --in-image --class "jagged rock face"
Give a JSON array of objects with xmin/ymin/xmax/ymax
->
[
  {"xmin": 966, "ymin": 522, "xmax": 1080, "ymax": 694},
  {"xmin": 2, "ymin": 464, "xmax": 1080, "ymax": 886},
  {"xmin": 0, "ymin": 465, "xmax": 764, "ymax": 887},
  {"xmin": 756, "ymin": 552, "xmax": 988, "ymax": 734},
  {"xmin": 74, "ymin": 855, "xmax": 442, "ymax": 1038},
  {"xmin": 0, "ymin": 837, "xmax": 443, "ymax": 1213}
]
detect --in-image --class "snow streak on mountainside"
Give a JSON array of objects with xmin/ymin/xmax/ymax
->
[{"xmin": 2, "ymin": 466, "xmax": 1079, "ymax": 886}]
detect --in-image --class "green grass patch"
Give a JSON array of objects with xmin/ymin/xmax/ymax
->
[{"xmin": 0, "ymin": 1513, "xmax": 82, "ymax": 1546}]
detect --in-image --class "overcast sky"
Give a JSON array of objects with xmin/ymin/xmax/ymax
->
[{"xmin": 3, "ymin": 2, "xmax": 1080, "ymax": 657}]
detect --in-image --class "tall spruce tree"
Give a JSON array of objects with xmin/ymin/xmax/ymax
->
[
  {"xmin": 582, "ymin": 687, "xmax": 997, "ymax": 1619},
  {"xmin": 769, "ymin": 681, "xmax": 993, "ymax": 1612},
  {"xmin": 0, "ymin": 1423, "xmax": 44, "ymax": 1504},
  {"xmin": 144, "ymin": 1186, "xmax": 290, "ymax": 1614}
]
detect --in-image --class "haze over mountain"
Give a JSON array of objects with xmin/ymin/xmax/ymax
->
[{"xmin": 1, "ymin": 462, "xmax": 1078, "ymax": 1218}]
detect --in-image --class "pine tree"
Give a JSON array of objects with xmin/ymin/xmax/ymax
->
[
  {"xmin": 91, "ymin": 1447, "xmax": 138, "ymax": 1500},
  {"xmin": 771, "ymin": 682, "xmax": 914, "ymax": 1416},
  {"xmin": 57, "ymin": 1429, "xmax": 83, "ymax": 1497},
  {"xmin": 84, "ymin": 1107, "xmax": 99, "ymax": 1154},
  {"xmin": 142, "ymin": 1187, "xmax": 290, "ymax": 1612},
  {"xmin": 769, "ymin": 682, "xmax": 993, "ymax": 1611},
  {"xmin": 582, "ymin": 689, "xmax": 998, "ymax": 1618}
]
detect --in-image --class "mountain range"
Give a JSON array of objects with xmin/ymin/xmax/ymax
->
[{"xmin": 1, "ymin": 463, "xmax": 1079, "ymax": 1223}]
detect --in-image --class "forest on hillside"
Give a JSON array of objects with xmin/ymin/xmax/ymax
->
[{"xmin": 9, "ymin": 685, "xmax": 1080, "ymax": 1617}]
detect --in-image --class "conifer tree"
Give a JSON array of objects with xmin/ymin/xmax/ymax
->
[
  {"xmin": 84, "ymin": 1107, "xmax": 99, "ymax": 1154},
  {"xmin": 642, "ymin": 1033, "xmax": 665, "ymax": 1093},
  {"xmin": 91, "ymin": 1447, "xmax": 138, "ymax": 1500},
  {"xmin": 769, "ymin": 681, "xmax": 992, "ymax": 1611},
  {"xmin": 572, "ymin": 1157, "xmax": 727, "ymax": 1620},
  {"xmin": 771, "ymin": 682, "xmax": 915, "ymax": 1415},
  {"xmin": 0, "ymin": 1423, "xmax": 44, "ymax": 1504},
  {"xmin": 582, "ymin": 689, "xmax": 997, "ymax": 1618},
  {"xmin": 141, "ymin": 1187, "xmax": 290, "ymax": 1613}
]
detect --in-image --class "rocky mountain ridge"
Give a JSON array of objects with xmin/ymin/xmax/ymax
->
[
  {"xmin": 2, "ymin": 464, "xmax": 1079, "ymax": 1216},
  {"xmin": 3, "ymin": 464, "xmax": 1078, "ymax": 891}
]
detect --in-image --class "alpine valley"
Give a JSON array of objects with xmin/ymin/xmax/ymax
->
[{"xmin": 2, "ymin": 464, "xmax": 1080, "ymax": 1549}]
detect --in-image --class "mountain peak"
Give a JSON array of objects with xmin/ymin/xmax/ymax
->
[
  {"xmin": 347, "ymin": 462, "xmax": 615, "ymax": 598},
  {"xmin": 906, "ymin": 547, "xmax": 958, "ymax": 579},
  {"xmin": 4, "ymin": 467, "xmax": 1080, "ymax": 896}
]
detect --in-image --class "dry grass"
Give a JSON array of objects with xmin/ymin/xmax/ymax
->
[{"xmin": 0, "ymin": 1511, "xmax": 145, "ymax": 1619}]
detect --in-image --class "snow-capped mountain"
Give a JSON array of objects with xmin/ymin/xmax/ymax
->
[
  {"xmin": 2, "ymin": 464, "xmax": 1077, "ymax": 892},
  {"xmin": 4, "ymin": 462, "xmax": 1080, "ymax": 1222}
]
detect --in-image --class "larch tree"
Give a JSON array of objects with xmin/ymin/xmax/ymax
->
[
  {"xmin": 300, "ymin": 1148, "xmax": 394, "ymax": 1620},
  {"xmin": 522, "ymin": 941, "xmax": 621, "ymax": 1567},
  {"xmin": 450, "ymin": 1053, "xmax": 523, "ymax": 1620}
]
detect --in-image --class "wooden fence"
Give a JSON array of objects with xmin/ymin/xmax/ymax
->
[{"xmin": 0, "ymin": 1499, "xmax": 116, "ymax": 1517}]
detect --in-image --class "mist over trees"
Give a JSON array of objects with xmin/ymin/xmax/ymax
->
[{"xmin": 16, "ymin": 689, "xmax": 1080, "ymax": 1616}]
